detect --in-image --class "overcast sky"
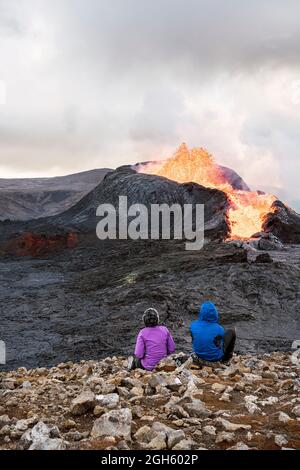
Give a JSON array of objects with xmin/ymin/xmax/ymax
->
[{"xmin": 0, "ymin": 0, "xmax": 300, "ymax": 208}]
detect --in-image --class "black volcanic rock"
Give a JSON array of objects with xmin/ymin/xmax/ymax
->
[
  {"xmin": 263, "ymin": 200, "xmax": 300, "ymax": 243},
  {"xmin": 54, "ymin": 167, "xmax": 230, "ymax": 239}
]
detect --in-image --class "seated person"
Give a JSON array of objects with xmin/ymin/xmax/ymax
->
[
  {"xmin": 128, "ymin": 308, "xmax": 175, "ymax": 371},
  {"xmin": 190, "ymin": 301, "xmax": 236, "ymax": 363}
]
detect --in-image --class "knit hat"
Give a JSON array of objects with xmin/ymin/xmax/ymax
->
[{"xmin": 143, "ymin": 308, "xmax": 160, "ymax": 327}]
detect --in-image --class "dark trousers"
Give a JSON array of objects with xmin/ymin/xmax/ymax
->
[
  {"xmin": 131, "ymin": 357, "xmax": 144, "ymax": 370},
  {"xmin": 223, "ymin": 328, "xmax": 236, "ymax": 362}
]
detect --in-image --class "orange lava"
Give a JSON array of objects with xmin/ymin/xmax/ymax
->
[{"xmin": 139, "ymin": 143, "xmax": 276, "ymax": 239}]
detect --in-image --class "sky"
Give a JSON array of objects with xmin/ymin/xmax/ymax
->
[{"xmin": 0, "ymin": 0, "xmax": 300, "ymax": 209}]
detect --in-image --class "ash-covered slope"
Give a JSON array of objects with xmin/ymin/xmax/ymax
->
[{"xmin": 0, "ymin": 169, "xmax": 112, "ymax": 222}]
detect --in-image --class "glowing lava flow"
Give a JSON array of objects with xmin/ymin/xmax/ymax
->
[{"xmin": 139, "ymin": 143, "xmax": 276, "ymax": 239}]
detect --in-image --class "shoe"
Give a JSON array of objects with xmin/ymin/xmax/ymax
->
[{"xmin": 127, "ymin": 356, "xmax": 134, "ymax": 370}]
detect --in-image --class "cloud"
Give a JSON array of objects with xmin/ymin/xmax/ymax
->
[{"xmin": 0, "ymin": 0, "xmax": 299, "ymax": 207}]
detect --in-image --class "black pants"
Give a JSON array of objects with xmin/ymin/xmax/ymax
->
[
  {"xmin": 130, "ymin": 357, "xmax": 144, "ymax": 370},
  {"xmin": 223, "ymin": 328, "xmax": 236, "ymax": 362}
]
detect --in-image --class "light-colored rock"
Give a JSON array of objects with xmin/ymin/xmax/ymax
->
[
  {"xmin": 219, "ymin": 393, "xmax": 231, "ymax": 402},
  {"xmin": 134, "ymin": 425, "xmax": 153, "ymax": 443},
  {"xmin": 91, "ymin": 408, "xmax": 132, "ymax": 440},
  {"xmin": 184, "ymin": 400, "xmax": 212, "ymax": 418},
  {"xmin": 15, "ymin": 420, "xmax": 29, "ymax": 432},
  {"xmin": 212, "ymin": 383, "xmax": 227, "ymax": 393},
  {"xmin": 216, "ymin": 418, "xmax": 251, "ymax": 432},
  {"xmin": 145, "ymin": 432, "xmax": 167, "ymax": 450},
  {"xmin": 260, "ymin": 396, "xmax": 279, "ymax": 406},
  {"xmin": 172, "ymin": 438, "xmax": 195, "ymax": 450},
  {"xmin": 166, "ymin": 377, "xmax": 182, "ymax": 392},
  {"xmin": 130, "ymin": 387, "xmax": 144, "ymax": 397},
  {"xmin": 203, "ymin": 425, "xmax": 216, "ymax": 436},
  {"xmin": 215, "ymin": 431, "xmax": 235, "ymax": 444},
  {"xmin": 29, "ymin": 438, "xmax": 67, "ymax": 451},
  {"xmin": 243, "ymin": 373, "xmax": 262, "ymax": 383},
  {"xmin": 244, "ymin": 395, "xmax": 261, "ymax": 414},
  {"xmin": 71, "ymin": 390, "xmax": 95, "ymax": 416},
  {"xmin": 152, "ymin": 422, "xmax": 185, "ymax": 449},
  {"xmin": 292, "ymin": 405, "xmax": 300, "ymax": 417},
  {"xmin": 21, "ymin": 421, "xmax": 65, "ymax": 451},
  {"xmin": 278, "ymin": 412, "xmax": 291, "ymax": 424},
  {"xmin": 22, "ymin": 381, "xmax": 32, "ymax": 389},
  {"xmin": 275, "ymin": 434, "xmax": 288, "ymax": 447},
  {"xmin": 149, "ymin": 374, "xmax": 168, "ymax": 389},
  {"xmin": 262, "ymin": 371, "xmax": 278, "ymax": 380},
  {"xmin": 168, "ymin": 429, "xmax": 186, "ymax": 449},
  {"xmin": 95, "ymin": 393, "xmax": 119, "ymax": 409},
  {"xmin": 0, "ymin": 415, "xmax": 11, "ymax": 427},
  {"xmin": 227, "ymin": 442, "xmax": 250, "ymax": 450}
]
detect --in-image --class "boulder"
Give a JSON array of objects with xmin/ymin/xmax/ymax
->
[
  {"xmin": 278, "ymin": 412, "xmax": 291, "ymax": 424},
  {"xmin": 95, "ymin": 393, "xmax": 119, "ymax": 409},
  {"xmin": 145, "ymin": 432, "xmax": 167, "ymax": 450},
  {"xmin": 184, "ymin": 400, "xmax": 212, "ymax": 418},
  {"xmin": 29, "ymin": 438, "xmax": 67, "ymax": 451},
  {"xmin": 212, "ymin": 383, "xmax": 227, "ymax": 393},
  {"xmin": 152, "ymin": 422, "xmax": 185, "ymax": 449},
  {"xmin": 91, "ymin": 408, "xmax": 132, "ymax": 440},
  {"xmin": 216, "ymin": 418, "xmax": 251, "ymax": 432},
  {"xmin": 227, "ymin": 442, "xmax": 250, "ymax": 450},
  {"xmin": 275, "ymin": 435, "xmax": 288, "ymax": 447},
  {"xmin": 215, "ymin": 431, "xmax": 235, "ymax": 444},
  {"xmin": 172, "ymin": 438, "xmax": 195, "ymax": 450},
  {"xmin": 21, "ymin": 421, "xmax": 66, "ymax": 451},
  {"xmin": 71, "ymin": 390, "xmax": 95, "ymax": 416},
  {"xmin": 203, "ymin": 425, "xmax": 216, "ymax": 436},
  {"xmin": 292, "ymin": 405, "xmax": 300, "ymax": 417},
  {"xmin": 0, "ymin": 415, "xmax": 11, "ymax": 427}
]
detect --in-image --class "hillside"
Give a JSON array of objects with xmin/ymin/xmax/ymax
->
[{"xmin": 0, "ymin": 169, "xmax": 112, "ymax": 221}]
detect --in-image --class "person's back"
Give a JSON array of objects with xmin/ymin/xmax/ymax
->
[
  {"xmin": 135, "ymin": 325, "xmax": 175, "ymax": 371},
  {"xmin": 190, "ymin": 301, "xmax": 225, "ymax": 362},
  {"xmin": 129, "ymin": 308, "xmax": 175, "ymax": 371}
]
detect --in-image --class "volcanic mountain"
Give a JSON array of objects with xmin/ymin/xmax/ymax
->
[{"xmin": 0, "ymin": 168, "xmax": 112, "ymax": 222}]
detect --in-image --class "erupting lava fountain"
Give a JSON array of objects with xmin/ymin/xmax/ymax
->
[{"xmin": 138, "ymin": 143, "xmax": 277, "ymax": 239}]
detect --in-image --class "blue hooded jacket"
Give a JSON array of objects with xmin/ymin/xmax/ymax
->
[{"xmin": 190, "ymin": 302, "xmax": 225, "ymax": 361}]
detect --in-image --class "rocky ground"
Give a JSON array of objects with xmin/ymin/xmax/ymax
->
[{"xmin": 0, "ymin": 352, "xmax": 299, "ymax": 450}]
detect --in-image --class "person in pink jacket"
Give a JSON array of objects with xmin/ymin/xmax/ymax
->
[{"xmin": 128, "ymin": 308, "xmax": 176, "ymax": 371}]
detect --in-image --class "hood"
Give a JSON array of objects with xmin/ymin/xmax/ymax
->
[{"xmin": 199, "ymin": 301, "xmax": 219, "ymax": 323}]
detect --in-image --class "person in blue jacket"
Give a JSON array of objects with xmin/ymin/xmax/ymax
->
[{"xmin": 190, "ymin": 301, "xmax": 236, "ymax": 363}]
